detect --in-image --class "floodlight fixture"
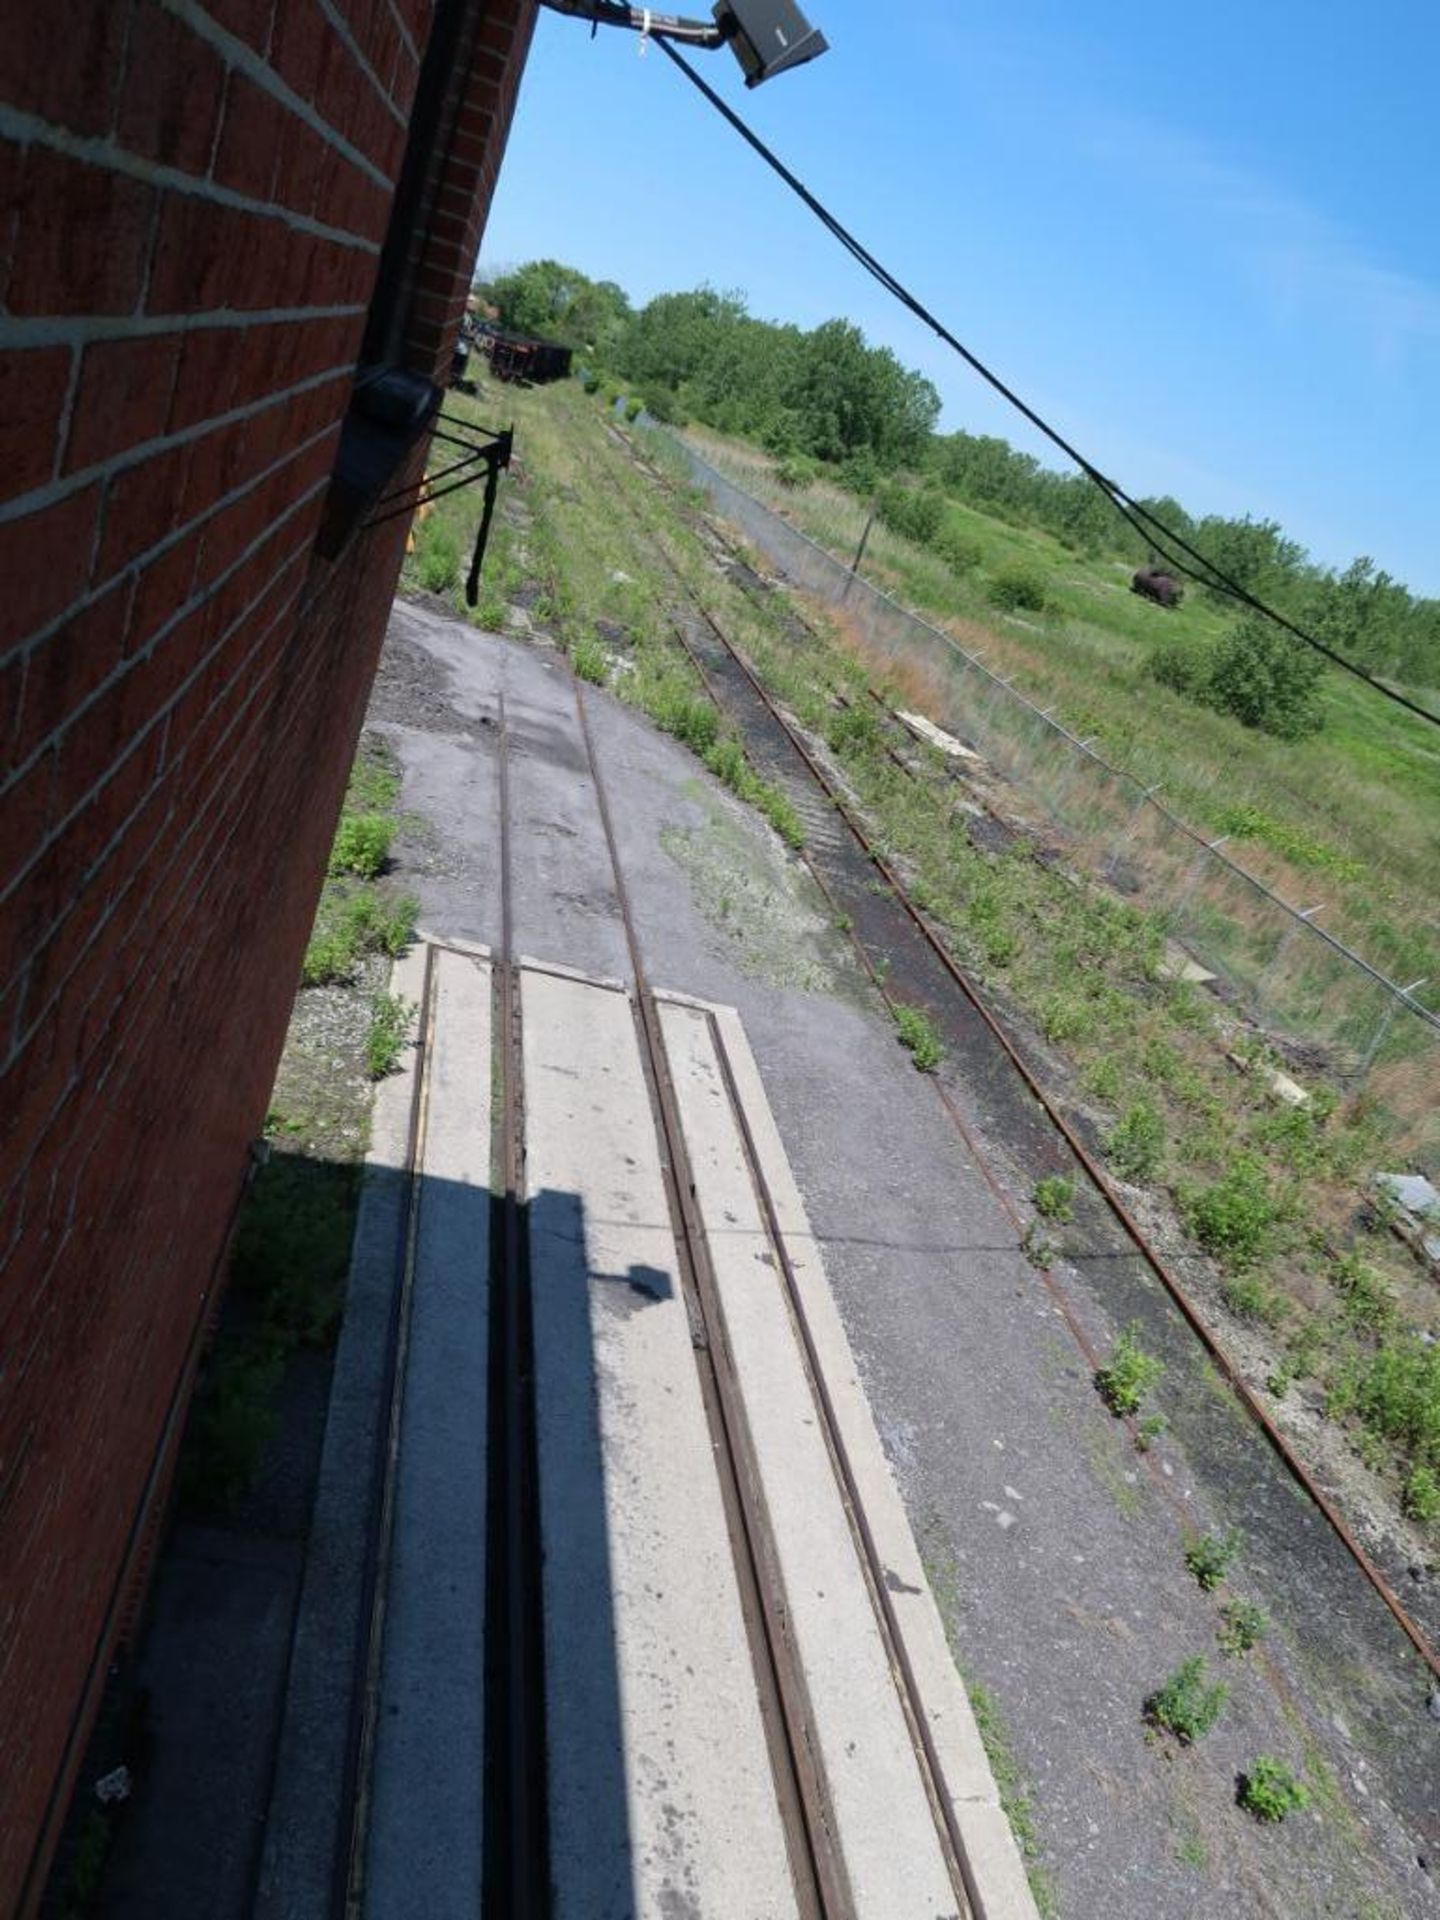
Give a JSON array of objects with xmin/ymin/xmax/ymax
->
[{"xmin": 539, "ymin": 0, "xmax": 828, "ymax": 87}]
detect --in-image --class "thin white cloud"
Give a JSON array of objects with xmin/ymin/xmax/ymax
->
[{"xmin": 1083, "ymin": 116, "xmax": 1440, "ymax": 371}]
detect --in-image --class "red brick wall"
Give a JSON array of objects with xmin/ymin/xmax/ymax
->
[{"xmin": 0, "ymin": 3, "xmax": 536, "ymax": 1909}]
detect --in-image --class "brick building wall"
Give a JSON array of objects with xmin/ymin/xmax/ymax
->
[{"xmin": 0, "ymin": 3, "xmax": 537, "ymax": 1909}]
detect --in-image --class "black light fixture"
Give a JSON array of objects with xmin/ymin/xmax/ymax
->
[
  {"xmin": 539, "ymin": 0, "xmax": 828, "ymax": 87},
  {"xmin": 714, "ymin": 0, "xmax": 828, "ymax": 86}
]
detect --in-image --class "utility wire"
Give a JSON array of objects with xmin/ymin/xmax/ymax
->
[{"xmin": 657, "ymin": 39, "xmax": 1440, "ymax": 733}]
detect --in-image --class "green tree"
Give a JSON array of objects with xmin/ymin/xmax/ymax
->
[
  {"xmin": 1205, "ymin": 615, "xmax": 1326, "ymax": 739},
  {"xmin": 484, "ymin": 259, "xmax": 632, "ymax": 354}
]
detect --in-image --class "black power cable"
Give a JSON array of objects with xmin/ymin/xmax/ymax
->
[{"xmin": 657, "ymin": 38, "xmax": 1440, "ymax": 733}]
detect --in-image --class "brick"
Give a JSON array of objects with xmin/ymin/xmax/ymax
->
[
  {"xmin": 167, "ymin": 326, "xmax": 245, "ymax": 432},
  {"xmin": 0, "ymin": 750, "xmax": 55, "ymax": 898},
  {"xmin": 11, "ymin": 576, "xmax": 134, "ymax": 770},
  {"xmin": 8, "ymin": 150, "xmax": 155, "ymax": 320},
  {"xmin": 212, "ymin": 71, "xmax": 286, "ymax": 202},
  {"xmin": 127, "ymin": 541, "xmax": 198, "ymax": 660},
  {"xmin": 0, "ymin": 4, "xmax": 128, "ymax": 140},
  {"xmin": 270, "ymin": 111, "xmax": 328, "ymax": 222},
  {"xmin": 116, "ymin": 2, "xmax": 226, "ymax": 176},
  {"xmin": 269, "ymin": 2, "xmax": 329, "ymax": 106},
  {"xmin": 0, "ymin": 140, "xmax": 24, "ymax": 309},
  {"xmin": 96, "ymin": 444, "xmax": 192, "ymax": 582},
  {"xmin": 182, "ymin": 417, "xmax": 251, "ymax": 512},
  {"xmin": 0, "ymin": 348, "xmax": 73, "ymax": 507},
  {"xmin": 204, "ymin": 0, "xmax": 276, "ymax": 55},
  {"xmin": 62, "ymin": 333, "xmax": 181, "ymax": 477},
  {"xmin": 146, "ymin": 195, "xmax": 248, "ymax": 316},
  {"xmin": 0, "ymin": 486, "xmax": 101, "ymax": 653}
]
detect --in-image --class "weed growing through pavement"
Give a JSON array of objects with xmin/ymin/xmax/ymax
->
[
  {"xmin": 365, "ymin": 991, "xmax": 414, "ymax": 1080},
  {"xmin": 1095, "ymin": 1324, "xmax": 1164, "ymax": 1417},
  {"xmin": 1237, "ymin": 1758, "xmax": 1309, "ymax": 1822},
  {"xmin": 1135, "ymin": 1412, "xmax": 1168, "ymax": 1452},
  {"xmin": 1217, "ymin": 1598, "xmax": 1268, "ymax": 1656},
  {"xmin": 1185, "ymin": 1527, "xmax": 1243, "ymax": 1592},
  {"xmin": 1144, "ymin": 1656, "xmax": 1228, "ymax": 1744},
  {"xmin": 894, "ymin": 1004, "xmax": 943, "ymax": 1072},
  {"xmin": 1032, "ymin": 1174, "xmax": 1075, "ymax": 1222}
]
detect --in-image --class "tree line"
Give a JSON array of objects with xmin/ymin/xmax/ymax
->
[{"xmin": 477, "ymin": 259, "xmax": 1439, "ymax": 702}]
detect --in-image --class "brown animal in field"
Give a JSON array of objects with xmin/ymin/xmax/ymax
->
[{"xmin": 1132, "ymin": 566, "xmax": 1184, "ymax": 608}]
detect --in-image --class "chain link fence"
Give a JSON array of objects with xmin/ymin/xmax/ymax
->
[{"xmin": 660, "ymin": 429, "xmax": 1437, "ymax": 1164}]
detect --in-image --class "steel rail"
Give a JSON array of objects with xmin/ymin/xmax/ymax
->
[
  {"xmin": 338, "ymin": 940, "xmax": 439, "ymax": 1919},
  {"xmin": 570, "ymin": 676, "xmax": 853, "ymax": 1920},
  {"xmin": 704, "ymin": 1011, "xmax": 979, "ymax": 1920},
  {"xmin": 483, "ymin": 692, "xmax": 550, "ymax": 1919}
]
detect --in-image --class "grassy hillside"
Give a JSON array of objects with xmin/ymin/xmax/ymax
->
[{"xmin": 690, "ymin": 429, "xmax": 1440, "ymax": 1001}]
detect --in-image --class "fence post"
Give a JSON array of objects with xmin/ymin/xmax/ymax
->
[{"xmin": 842, "ymin": 501, "xmax": 878, "ymax": 600}]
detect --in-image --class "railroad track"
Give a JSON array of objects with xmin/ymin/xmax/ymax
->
[
  {"xmin": 584, "ymin": 424, "xmax": 1440, "ymax": 1692},
  {"xmin": 298, "ymin": 653, "xmax": 1020, "ymax": 1918}
]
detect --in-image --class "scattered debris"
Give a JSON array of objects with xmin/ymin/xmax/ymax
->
[
  {"xmin": 895, "ymin": 710, "xmax": 982, "ymax": 764},
  {"xmin": 1375, "ymin": 1173, "xmax": 1440, "ymax": 1271},
  {"xmin": 1227, "ymin": 1051, "xmax": 1311, "ymax": 1108},
  {"xmin": 1159, "ymin": 942, "xmax": 1217, "ymax": 987}
]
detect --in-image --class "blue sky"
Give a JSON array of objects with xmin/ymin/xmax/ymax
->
[{"xmin": 482, "ymin": 2, "xmax": 1440, "ymax": 594}]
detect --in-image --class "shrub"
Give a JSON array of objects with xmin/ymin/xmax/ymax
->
[
  {"xmin": 641, "ymin": 384, "xmax": 686, "ymax": 425},
  {"xmin": 1237, "ymin": 1758, "xmax": 1308, "ymax": 1822},
  {"xmin": 579, "ymin": 368, "xmax": 601, "ymax": 394},
  {"xmin": 894, "ymin": 1005, "xmax": 943, "ymax": 1072},
  {"xmin": 1185, "ymin": 1157, "xmax": 1282, "ymax": 1271},
  {"xmin": 1184, "ymin": 1527, "xmax": 1241, "ymax": 1592},
  {"xmin": 652, "ymin": 686, "xmax": 720, "ymax": 755},
  {"xmin": 836, "ymin": 450, "xmax": 879, "ymax": 498},
  {"xmin": 1403, "ymin": 1465, "xmax": 1440, "ymax": 1525},
  {"xmin": 1106, "ymin": 1101, "xmax": 1165, "ymax": 1181},
  {"xmin": 1205, "ymin": 614, "xmax": 1326, "ymax": 739},
  {"xmin": 1144, "ymin": 1657, "xmax": 1228, "ymax": 1744},
  {"xmin": 1032, "ymin": 1175, "xmax": 1075, "ymax": 1222},
  {"xmin": 623, "ymin": 396, "xmax": 644, "ymax": 423},
  {"xmin": 1331, "ymin": 1249, "xmax": 1395, "ymax": 1330},
  {"xmin": 876, "ymin": 481, "xmax": 946, "ymax": 547},
  {"xmin": 1150, "ymin": 637, "xmax": 1214, "ymax": 700},
  {"xmin": 825, "ymin": 702, "xmax": 880, "ymax": 756},
  {"xmin": 1222, "ymin": 1271, "xmax": 1287, "ymax": 1323},
  {"xmin": 330, "ymin": 813, "xmax": 393, "ymax": 879},
  {"xmin": 775, "ymin": 454, "xmax": 817, "ymax": 491},
  {"xmin": 414, "ymin": 521, "xmax": 461, "ymax": 594},
  {"xmin": 934, "ymin": 523, "xmax": 983, "ymax": 575},
  {"xmin": 986, "ymin": 562, "xmax": 1048, "ymax": 613},
  {"xmin": 1345, "ymin": 1336, "xmax": 1440, "ymax": 1466},
  {"xmin": 1096, "ymin": 1324, "xmax": 1164, "ymax": 1417}
]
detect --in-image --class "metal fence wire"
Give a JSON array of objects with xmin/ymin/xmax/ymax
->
[{"xmin": 659, "ymin": 429, "xmax": 1438, "ymax": 1164}]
